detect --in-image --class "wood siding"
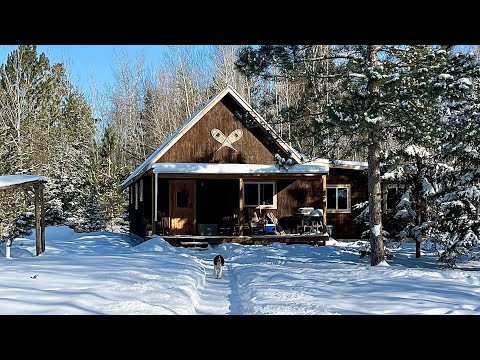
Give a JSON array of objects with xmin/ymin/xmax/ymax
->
[
  {"xmin": 129, "ymin": 183, "xmax": 145, "ymax": 239},
  {"xmin": 157, "ymin": 100, "xmax": 284, "ymax": 164},
  {"xmin": 275, "ymin": 179, "xmax": 324, "ymax": 233},
  {"xmin": 326, "ymin": 168, "xmax": 368, "ymax": 239},
  {"xmin": 135, "ymin": 171, "xmax": 367, "ymax": 239}
]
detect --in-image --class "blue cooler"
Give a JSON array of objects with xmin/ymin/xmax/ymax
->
[{"xmin": 265, "ymin": 224, "xmax": 276, "ymax": 235}]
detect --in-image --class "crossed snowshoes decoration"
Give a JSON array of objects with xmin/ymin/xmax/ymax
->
[{"xmin": 211, "ymin": 128, "xmax": 243, "ymax": 152}]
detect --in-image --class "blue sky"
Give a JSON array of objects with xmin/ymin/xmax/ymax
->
[{"xmin": 0, "ymin": 45, "xmax": 172, "ymax": 94}]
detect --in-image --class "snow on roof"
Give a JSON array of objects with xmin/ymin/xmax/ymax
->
[
  {"xmin": 120, "ymin": 86, "xmax": 303, "ymax": 190},
  {"xmin": 0, "ymin": 175, "xmax": 47, "ymax": 189},
  {"xmin": 305, "ymin": 158, "xmax": 368, "ymax": 170},
  {"xmin": 151, "ymin": 163, "xmax": 328, "ymax": 175}
]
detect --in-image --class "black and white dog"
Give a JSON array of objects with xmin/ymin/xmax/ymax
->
[{"xmin": 213, "ymin": 255, "xmax": 225, "ymax": 279}]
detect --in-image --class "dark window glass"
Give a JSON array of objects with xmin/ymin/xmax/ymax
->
[
  {"xmin": 244, "ymin": 184, "xmax": 259, "ymax": 206},
  {"xmin": 327, "ymin": 188, "xmax": 337, "ymax": 209},
  {"xmin": 260, "ymin": 184, "xmax": 274, "ymax": 205},
  {"xmin": 176, "ymin": 190, "xmax": 189, "ymax": 208},
  {"xmin": 337, "ymin": 188, "xmax": 348, "ymax": 209}
]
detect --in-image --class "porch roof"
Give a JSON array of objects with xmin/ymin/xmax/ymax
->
[{"xmin": 150, "ymin": 162, "xmax": 329, "ymax": 176}]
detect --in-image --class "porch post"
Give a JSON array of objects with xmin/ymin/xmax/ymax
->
[
  {"xmin": 152, "ymin": 173, "xmax": 156, "ymax": 235},
  {"xmin": 322, "ymin": 175, "xmax": 327, "ymax": 233},
  {"xmin": 239, "ymin": 178, "xmax": 244, "ymax": 236},
  {"xmin": 155, "ymin": 172, "xmax": 158, "ymax": 220}
]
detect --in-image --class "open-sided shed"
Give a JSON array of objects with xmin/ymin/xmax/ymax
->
[{"xmin": 0, "ymin": 175, "xmax": 47, "ymax": 256}]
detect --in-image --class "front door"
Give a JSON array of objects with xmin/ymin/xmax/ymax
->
[{"xmin": 169, "ymin": 180, "xmax": 196, "ymax": 235}]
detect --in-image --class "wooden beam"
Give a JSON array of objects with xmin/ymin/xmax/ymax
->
[
  {"xmin": 0, "ymin": 181, "xmax": 41, "ymax": 192},
  {"xmin": 40, "ymin": 183, "xmax": 45, "ymax": 253},
  {"xmin": 34, "ymin": 184, "xmax": 41, "ymax": 256},
  {"xmin": 152, "ymin": 173, "xmax": 325, "ymax": 180},
  {"xmin": 239, "ymin": 178, "xmax": 244, "ymax": 236},
  {"xmin": 322, "ymin": 175, "xmax": 327, "ymax": 233}
]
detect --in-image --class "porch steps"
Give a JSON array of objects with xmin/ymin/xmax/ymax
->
[{"xmin": 161, "ymin": 234, "xmax": 329, "ymax": 247}]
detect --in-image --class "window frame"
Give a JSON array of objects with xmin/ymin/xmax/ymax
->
[
  {"xmin": 326, "ymin": 184, "xmax": 351, "ymax": 213},
  {"xmin": 139, "ymin": 179, "xmax": 143, "ymax": 202},
  {"xmin": 135, "ymin": 181, "xmax": 139, "ymax": 210},
  {"xmin": 243, "ymin": 181, "xmax": 277, "ymax": 210}
]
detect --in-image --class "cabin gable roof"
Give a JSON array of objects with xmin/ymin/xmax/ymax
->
[{"xmin": 121, "ymin": 86, "xmax": 303, "ymax": 189}]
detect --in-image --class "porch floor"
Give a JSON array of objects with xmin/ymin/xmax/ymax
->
[{"xmin": 159, "ymin": 233, "xmax": 329, "ymax": 247}]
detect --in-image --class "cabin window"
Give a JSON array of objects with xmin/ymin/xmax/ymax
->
[
  {"xmin": 139, "ymin": 179, "xmax": 143, "ymax": 202},
  {"xmin": 176, "ymin": 190, "xmax": 189, "ymax": 208},
  {"xmin": 326, "ymin": 184, "xmax": 351, "ymax": 213},
  {"xmin": 135, "ymin": 182, "xmax": 139, "ymax": 210},
  {"xmin": 244, "ymin": 182, "xmax": 277, "ymax": 209}
]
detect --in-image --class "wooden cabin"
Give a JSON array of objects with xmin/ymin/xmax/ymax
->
[{"xmin": 120, "ymin": 86, "xmax": 368, "ymax": 242}]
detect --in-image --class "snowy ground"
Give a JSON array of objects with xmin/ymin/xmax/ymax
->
[{"xmin": 1, "ymin": 227, "xmax": 480, "ymax": 315}]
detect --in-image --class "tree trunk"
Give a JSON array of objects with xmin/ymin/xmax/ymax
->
[
  {"xmin": 367, "ymin": 45, "xmax": 385, "ymax": 266},
  {"xmin": 416, "ymin": 199, "xmax": 424, "ymax": 258},
  {"xmin": 415, "ymin": 186, "xmax": 422, "ymax": 259},
  {"xmin": 368, "ymin": 136, "xmax": 385, "ymax": 266},
  {"xmin": 415, "ymin": 155, "xmax": 424, "ymax": 258}
]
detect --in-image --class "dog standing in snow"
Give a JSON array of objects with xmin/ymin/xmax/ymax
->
[{"xmin": 213, "ymin": 255, "xmax": 225, "ymax": 279}]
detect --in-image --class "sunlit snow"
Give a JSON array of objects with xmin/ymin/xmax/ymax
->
[{"xmin": 1, "ymin": 226, "xmax": 480, "ymax": 315}]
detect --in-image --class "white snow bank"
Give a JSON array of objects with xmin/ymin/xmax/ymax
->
[
  {"xmin": 3, "ymin": 228, "xmax": 480, "ymax": 315},
  {"xmin": 1, "ymin": 226, "xmax": 204, "ymax": 314},
  {"xmin": 132, "ymin": 236, "xmax": 177, "ymax": 253}
]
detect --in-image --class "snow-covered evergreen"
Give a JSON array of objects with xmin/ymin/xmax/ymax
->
[
  {"xmin": 79, "ymin": 193, "xmax": 106, "ymax": 233},
  {"xmin": 44, "ymin": 143, "xmax": 89, "ymax": 229}
]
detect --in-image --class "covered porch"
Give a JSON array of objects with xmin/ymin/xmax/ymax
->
[{"xmin": 143, "ymin": 162, "xmax": 329, "ymax": 243}]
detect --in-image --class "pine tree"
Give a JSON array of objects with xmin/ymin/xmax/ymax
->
[
  {"xmin": 88, "ymin": 126, "xmax": 129, "ymax": 232},
  {"xmin": 0, "ymin": 46, "xmax": 99, "ymax": 237},
  {"xmin": 425, "ymin": 59, "xmax": 480, "ymax": 266},
  {"xmin": 80, "ymin": 193, "xmax": 106, "ymax": 233},
  {"xmin": 237, "ymin": 45, "xmax": 479, "ymax": 266},
  {"xmin": 382, "ymin": 146, "xmax": 451, "ymax": 257}
]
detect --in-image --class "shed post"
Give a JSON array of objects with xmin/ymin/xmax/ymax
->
[
  {"xmin": 34, "ymin": 184, "xmax": 41, "ymax": 256},
  {"xmin": 40, "ymin": 183, "xmax": 45, "ymax": 253}
]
